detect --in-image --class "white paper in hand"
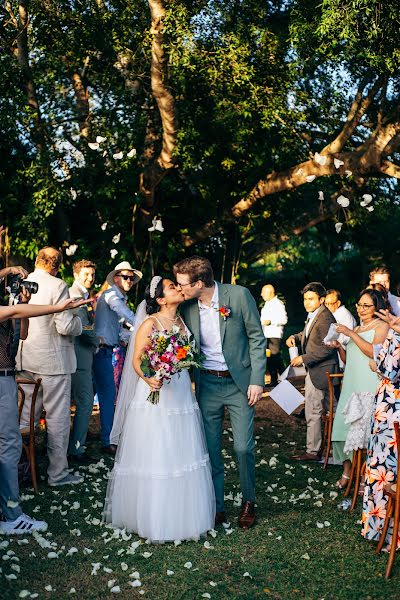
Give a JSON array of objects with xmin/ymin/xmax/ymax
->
[
  {"xmin": 323, "ymin": 323, "xmax": 339, "ymax": 345},
  {"xmin": 269, "ymin": 380, "xmax": 305, "ymax": 415}
]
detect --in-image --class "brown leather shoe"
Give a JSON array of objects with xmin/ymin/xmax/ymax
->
[
  {"xmin": 291, "ymin": 452, "xmax": 320, "ymax": 461},
  {"xmin": 238, "ymin": 501, "xmax": 256, "ymax": 529},
  {"xmin": 215, "ymin": 511, "xmax": 226, "ymax": 526}
]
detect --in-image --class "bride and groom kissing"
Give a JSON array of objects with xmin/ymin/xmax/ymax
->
[{"xmin": 103, "ymin": 256, "xmax": 267, "ymax": 542}]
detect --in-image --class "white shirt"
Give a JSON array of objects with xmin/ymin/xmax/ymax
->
[
  {"xmin": 389, "ymin": 292, "xmax": 400, "ymax": 316},
  {"xmin": 260, "ymin": 296, "xmax": 288, "ymax": 339},
  {"xmin": 198, "ymin": 284, "xmax": 228, "ymax": 371},
  {"xmin": 72, "ymin": 280, "xmax": 89, "ymax": 299},
  {"xmin": 305, "ymin": 307, "xmax": 320, "ymax": 338},
  {"xmin": 333, "ymin": 304, "xmax": 357, "ymax": 369}
]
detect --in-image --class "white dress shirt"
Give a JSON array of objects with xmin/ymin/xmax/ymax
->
[
  {"xmin": 260, "ymin": 296, "xmax": 288, "ymax": 339},
  {"xmin": 71, "ymin": 280, "xmax": 89, "ymax": 300},
  {"xmin": 305, "ymin": 307, "xmax": 320, "ymax": 338},
  {"xmin": 333, "ymin": 304, "xmax": 356, "ymax": 369},
  {"xmin": 198, "ymin": 284, "xmax": 228, "ymax": 371}
]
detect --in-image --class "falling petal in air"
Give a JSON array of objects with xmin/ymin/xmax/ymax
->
[
  {"xmin": 335, "ymin": 222, "xmax": 343, "ymax": 233},
  {"xmin": 305, "ymin": 175, "xmax": 316, "ymax": 182},
  {"xmin": 88, "ymin": 142, "xmax": 99, "ymax": 150},
  {"xmin": 337, "ymin": 195, "xmax": 350, "ymax": 208},
  {"xmin": 334, "ymin": 158, "xmax": 344, "ymax": 169},
  {"xmin": 96, "ymin": 136, "xmax": 106, "ymax": 143},
  {"xmin": 113, "ymin": 151, "xmax": 124, "ymax": 160},
  {"xmin": 127, "ymin": 148, "xmax": 137, "ymax": 158},
  {"xmin": 314, "ymin": 152, "xmax": 327, "ymax": 166}
]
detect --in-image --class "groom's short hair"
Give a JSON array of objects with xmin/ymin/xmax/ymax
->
[{"xmin": 173, "ymin": 256, "xmax": 214, "ymax": 287}]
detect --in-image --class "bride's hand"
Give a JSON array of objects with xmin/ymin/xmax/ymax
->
[{"xmin": 146, "ymin": 377, "xmax": 163, "ymax": 392}]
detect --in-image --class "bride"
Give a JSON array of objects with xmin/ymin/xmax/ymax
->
[{"xmin": 103, "ymin": 276, "xmax": 215, "ymax": 542}]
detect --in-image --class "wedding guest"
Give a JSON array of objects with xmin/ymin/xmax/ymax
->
[
  {"xmin": 68, "ymin": 259, "xmax": 99, "ymax": 464},
  {"xmin": 93, "ymin": 261, "xmax": 142, "ymax": 453},
  {"xmin": 369, "ymin": 266, "xmax": 400, "ymax": 316},
  {"xmin": 330, "ymin": 289, "xmax": 388, "ymax": 489},
  {"xmin": 325, "ymin": 289, "xmax": 356, "ymax": 369},
  {"xmin": 0, "ymin": 265, "xmax": 90, "ymax": 534},
  {"xmin": 362, "ymin": 310, "xmax": 400, "ymax": 550},
  {"xmin": 286, "ymin": 282, "xmax": 338, "ymax": 461},
  {"xmin": 260, "ymin": 284, "xmax": 288, "ymax": 386},
  {"xmin": 16, "ymin": 247, "xmax": 84, "ymax": 487}
]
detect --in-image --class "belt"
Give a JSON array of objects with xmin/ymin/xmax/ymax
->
[
  {"xmin": 98, "ymin": 343, "xmax": 117, "ymax": 349},
  {"xmin": 204, "ymin": 369, "xmax": 231, "ymax": 378},
  {"xmin": 0, "ymin": 369, "xmax": 16, "ymax": 377}
]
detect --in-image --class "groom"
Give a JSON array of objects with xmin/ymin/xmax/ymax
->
[{"xmin": 174, "ymin": 256, "xmax": 266, "ymax": 529}]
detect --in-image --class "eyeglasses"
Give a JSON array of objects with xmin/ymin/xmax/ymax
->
[
  {"xmin": 355, "ymin": 303, "xmax": 374, "ymax": 309},
  {"xmin": 325, "ymin": 301, "xmax": 338, "ymax": 307},
  {"xmin": 119, "ymin": 275, "xmax": 135, "ymax": 282}
]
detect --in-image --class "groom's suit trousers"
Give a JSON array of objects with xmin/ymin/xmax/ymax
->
[{"xmin": 198, "ymin": 372, "xmax": 255, "ymax": 513}]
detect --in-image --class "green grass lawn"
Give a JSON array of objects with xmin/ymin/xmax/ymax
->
[{"xmin": 1, "ymin": 399, "xmax": 400, "ymax": 600}]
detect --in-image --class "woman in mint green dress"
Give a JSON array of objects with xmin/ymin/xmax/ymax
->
[{"xmin": 331, "ymin": 289, "xmax": 388, "ymax": 489}]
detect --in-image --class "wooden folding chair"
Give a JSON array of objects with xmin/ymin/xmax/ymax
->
[
  {"xmin": 342, "ymin": 449, "xmax": 366, "ymax": 512},
  {"xmin": 375, "ymin": 421, "xmax": 400, "ymax": 578},
  {"xmin": 17, "ymin": 377, "xmax": 42, "ymax": 493},
  {"xmin": 322, "ymin": 372, "xmax": 344, "ymax": 469}
]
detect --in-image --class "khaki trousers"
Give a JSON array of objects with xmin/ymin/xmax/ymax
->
[
  {"xmin": 304, "ymin": 372, "xmax": 328, "ymax": 455},
  {"xmin": 18, "ymin": 370, "xmax": 71, "ymax": 484}
]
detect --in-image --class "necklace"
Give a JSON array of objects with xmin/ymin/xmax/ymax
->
[
  {"xmin": 358, "ymin": 317, "xmax": 380, "ymax": 331},
  {"xmin": 159, "ymin": 314, "xmax": 180, "ymax": 322}
]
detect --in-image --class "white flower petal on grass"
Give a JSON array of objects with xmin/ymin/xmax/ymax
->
[
  {"xmin": 314, "ymin": 500, "xmax": 323, "ymax": 507},
  {"xmin": 103, "ymin": 567, "xmax": 113, "ymax": 574},
  {"xmin": 120, "ymin": 563, "xmax": 128, "ymax": 571},
  {"xmin": 324, "ymin": 521, "xmax": 331, "ymax": 527},
  {"xmin": 209, "ymin": 581, "xmax": 217, "ymax": 587},
  {"xmin": 142, "ymin": 552, "xmax": 152, "ymax": 559},
  {"xmin": 203, "ymin": 541, "xmax": 214, "ymax": 549},
  {"xmin": 88, "ymin": 142, "xmax": 99, "ymax": 150},
  {"xmin": 335, "ymin": 222, "xmax": 343, "ymax": 233},
  {"xmin": 167, "ymin": 570, "xmax": 174, "ymax": 576},
  {"xmin": 83, "ymin": 548, "xmax": 93, "ymax": 555},
  {"xmin": 209, "ymin": 529, "xmax": 217, "ymax": 538},
  {"xmin": 129, "ymin": 580, "xmax": 142, "ymax": 588},
  {"xmin": 202, "ymin": 594, "xmax": 211, "ymax": 599},
  {"xmin": 337, "ymin": 195, "xmax": 350, "ymax": 208},
  {"xmin": 314, "ymin": 152, "xmax": 327, "ymax": 166},
  {"xmin": 127, "ymin": 148, "xmax": 137, "ymax": 158},
  {"xmin": 305, "ymin": 175, "xmax": 316, "ymax": 182},
  {"xmin": 184, "ymin": 562, "xmax": 193, "ymax": 569},
  {"xmin": 44, "ymin": 585, "xmax": 53, "ymax": 592},
  {"xmin": 113, "ymin": 151, "xmax": 124, "ymax": 160},
  {"xmin": 334, "ymin": 158, "xmax": 344, "ymax": 169},
  {"xmin": 5, "ymin": 574, "xmax": 17, "ymax": 581},
  {"xmin": 47, "ymin": 552, "xmax": 58, "ymax": 559},
  {"xmin": 96, "ymin": 136, "xmax": 106, "ymax": 143},
  {"xmin": 224, "ymin": 528, "xmax": 234, "ymax": 535},
  {"xmin": 130, "ymin": 571, "xmax": 140, "ymax": 579},
  {"xmin": 69, "ymin": 588, "xmax": 76, "ymax": 594},
  {"xmin": 173, "ymin": 540, "xmax": 182, "ymax": 546},
  {"xmin": 110, "ymin": 586, "xmax": 121, "ymax": 593},
  {"xmin": 107, "ymin": 580, "xmax": 116, "ymax": 589},
  {"xmin": 316, "ymin": 522, "xmax": 324, "ymax": 529},
  {"xmin": 243, "ymin": 572, "xmax": 252, "ymax": 578},
  {"xmin": 19, "ymin": 591, "xmax": 30, "ymax": 598},
  {"xmin": 301, "ymin": 553, "xmax": 310, "ymax": 560},
  {"xmin": 329, "ymin": 491, "xmax": 338, "ymax": 499}
]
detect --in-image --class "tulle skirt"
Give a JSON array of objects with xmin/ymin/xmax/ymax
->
[{"xmin": 103, "ymin": 370, "xmax": 215, "ymax": 542}]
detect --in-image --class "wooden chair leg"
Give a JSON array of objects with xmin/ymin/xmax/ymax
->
[
  {"xmin": 376, "ymin": 498, "xmax": 393, "ymax": 554},
  {"xmin": 350, "ymin": 450, "xmax": 362, "ymax": 512},
  {"xmin": 29, "ymin": 434, "xmax": 38, "ymax": 493},
  {"xmin": 386, "ymin": 493, "xmax": 400, "ymax": 578},
  {"xmin": 323, "ymin": 412, "xmax": 334, "ymax": 470},
  {"xmin": 344, "ymin": 452, "xmax": 357, "ymax": 497}
]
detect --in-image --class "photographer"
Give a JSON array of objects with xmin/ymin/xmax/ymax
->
[{"xmin": 0, "ymin": 265, "xmax": 90, "ymax": 535}]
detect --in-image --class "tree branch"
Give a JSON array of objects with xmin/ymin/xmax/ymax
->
[{"xmin": 379, "ymin": 160, "xmax": 400, "ymax": 179}]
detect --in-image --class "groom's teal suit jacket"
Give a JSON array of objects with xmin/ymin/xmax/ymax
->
[{"xmin": 180, "ymin": 283, "xmax": 267, "ymax": 394}]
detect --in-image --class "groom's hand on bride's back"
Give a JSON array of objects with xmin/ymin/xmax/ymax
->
[{"xmin": 247, "ymin": 384, "xmax": 263, "ymax": 406}]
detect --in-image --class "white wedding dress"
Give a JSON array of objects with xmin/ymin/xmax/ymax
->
[{"xmin": 103, "ymin": 312, "xmax": 215, "ymax": 543}]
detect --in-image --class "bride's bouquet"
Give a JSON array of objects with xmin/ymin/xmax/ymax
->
[{"xmin": 140, "ymin": 324, "xmax": 202, "ymax": 404}]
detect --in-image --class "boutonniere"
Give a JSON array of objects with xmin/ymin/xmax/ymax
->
[{"xmin": 217, "ymin": 305, "xmax": 231, "ymax": 321}]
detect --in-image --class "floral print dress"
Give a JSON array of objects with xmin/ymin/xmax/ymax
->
[{"xmin": 362, "ymin": 329, "xmax": 400, "ymax": 549}]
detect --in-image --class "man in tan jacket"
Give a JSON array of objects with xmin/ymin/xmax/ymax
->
[{"xmin": 17, "ymin": 247, "xmax": 83, "ymax": 486}]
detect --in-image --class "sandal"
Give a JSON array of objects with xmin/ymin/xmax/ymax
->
[
  {"xmin": 358, "ymin": 482, "xmax": 365, "ymax": 496},
  {"xmin": 335, "ymin": 474, "xmax": 350, "ymax": 489}
]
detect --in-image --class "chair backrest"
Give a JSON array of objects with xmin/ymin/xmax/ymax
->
[
  {"xmin": 16, "ymin": 378, "xmax": 42, "ymax": 431},
  {"xmin": 394, "ymin": 421, "xmax": 400, "ymax": 469}
]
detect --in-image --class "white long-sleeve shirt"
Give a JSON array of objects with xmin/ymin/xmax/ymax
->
[{"xmin": 260, "ymin": 296, "xmax": 288, "ymax": 339}]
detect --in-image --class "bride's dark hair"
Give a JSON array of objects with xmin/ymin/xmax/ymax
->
[{"xmin": 144, "ymin": 278, "xmax": 165, "ymax": 314}]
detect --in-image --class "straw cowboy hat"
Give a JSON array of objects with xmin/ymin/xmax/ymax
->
[{"xmin": 106, "ymin": 261, "xmax": 143, "ymax": 287}]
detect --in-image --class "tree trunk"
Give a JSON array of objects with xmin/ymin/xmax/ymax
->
[{"xmin": 139, "ymin": 0, "xmax": 177, "ymax": 211}]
